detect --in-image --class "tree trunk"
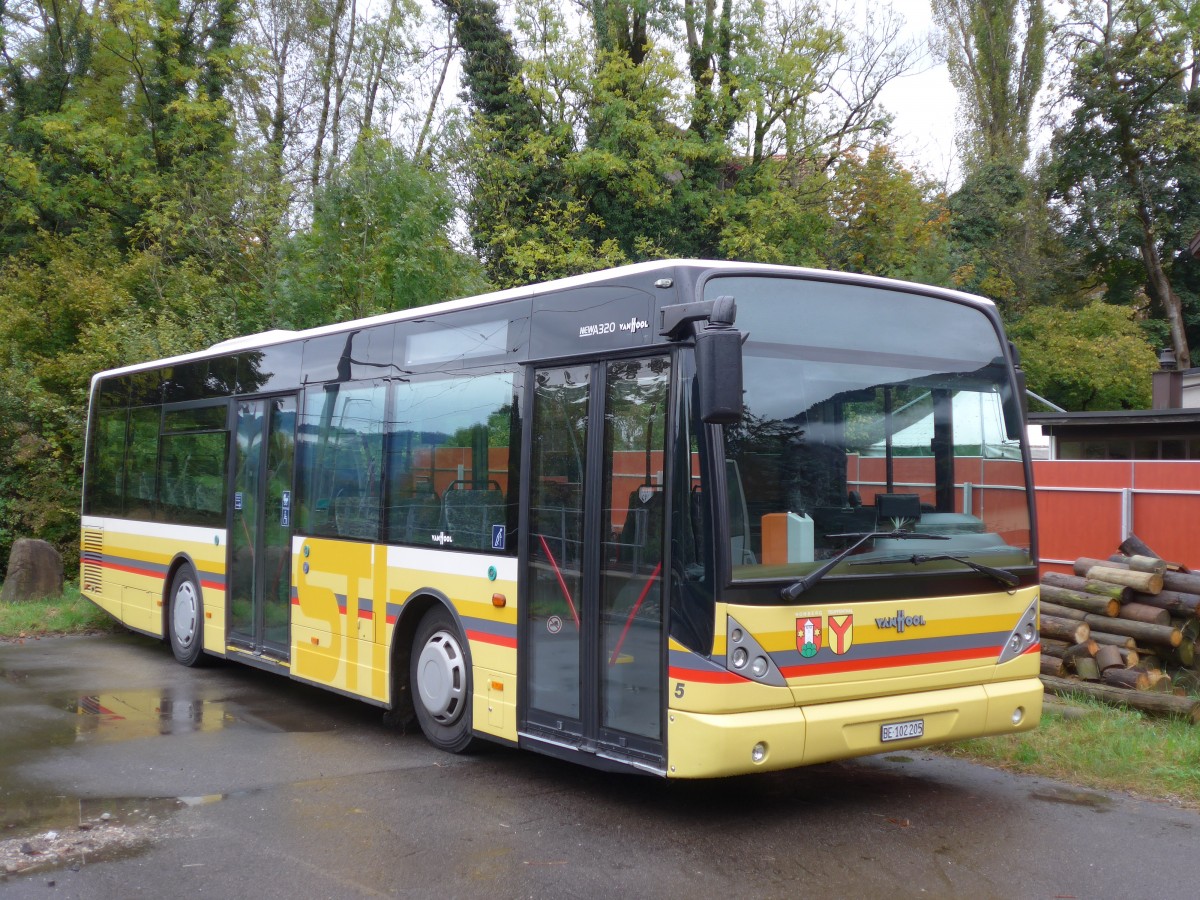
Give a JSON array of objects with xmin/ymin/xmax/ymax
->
[
  {"xmin": 1040, "ymin": 585, "xmax": 1119, "ymax": 616},
  {"xmin": 1073, "ymin": 657, "xmax": 1101, "ymax": 681},
  {"xmin": 1040, "ymin": 615, "xmax": 1090, "ymax": 644},
  {"xmin": 1100, "ymin": 667, "xmax": 1151, "ymax": 691},
  {"xmin": 1041, "ymin": 655, "xmax": 1065, "ymax": 677},
  {"xmin": 1130, "ymin": 588, "xmax": 1200, "ymax": 618},
  {"xmin": 1095, "ymin": 644, "xmax": 1125, "ymax": 672},
  {"xmin": 1122, "ymin": 554, "xmax": 1167, "ymax": 575},
  {"xmin": 1088, "ymin": 631, "xmax": 1137, "ymax": 650},
  {"xmin": 1043, "ymin": 571, "xmax": 1131, "ymax": 601},
  {"xmin": 1041, "ymin": 675, "xmax": 1200, "ymax": 722},
  {"xmin": 1122, "ymin": 138, "xmax": 1191, "ymax": 368},
  {"xmin": 1080, "ymin": 614, "xmax": 1181, "ymax": 648},
  {"xmin": 1116, "ymin": 602, "xmax": 1171, "ymax": 627},
  {"xmin": 1084, "ymin": 565, "xmax": 1162, "ymax": 594}
]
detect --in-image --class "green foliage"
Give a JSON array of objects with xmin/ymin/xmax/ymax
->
[
  {"xmin": 945, "ymin": 697, "xmax": 1200, "ymax": 808},
  {"xmin": 1009, "ymin": 301, "xmax": 1158, "ymax": 410},
  {"xmin": 948, "ymin": 160, "xmax": 1077, "ymax": 315},
  {"xmin": 827, "ymin": 146, "xmax": 953, "ymax": 285},
  {"xmin": 933, "ymin": 0, "xmax": 1047, "ymax": 169},
  {"xmin": 0, "ymin": 584, "xmax": 118, "ymax": 637},
  {"xmin": 1050, "ymin": 0, "xmax": 1200, "ymax": 367},
  {"xmin": 280, "ymin": 136, "xmax": 486, "ymax": 326}
]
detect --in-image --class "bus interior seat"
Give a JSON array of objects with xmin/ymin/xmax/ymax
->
[
  {"xmin": 334, "ymin": 490, "xmax": 380, "ymax": 539},
  {"xmin": 388, "ymin": 489, "xmax": 443, "ymax": 543},
  {"xmin": 443, "ymin": 480, "xmax": 506, "ymax": 549},
  {"xmin": 874, "ymin": 493, "xmax": 922, "ymax": 523},
  {"xmin": 619, "ymin": 485, "xmax": 663, "ymax": 570}
]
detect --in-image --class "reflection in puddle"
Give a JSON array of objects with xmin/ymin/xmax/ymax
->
[
  {"xmin": 66, "ymin": 689, "xmax": 342, "ymax": 742},
  {"xmin": 73, "ymin": 693, "xmax": 235, "ymax": 742}
]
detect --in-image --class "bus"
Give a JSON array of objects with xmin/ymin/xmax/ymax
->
[{"xmin": 80, "ymin": 260, "xmax": 1042, "ymax": 777}]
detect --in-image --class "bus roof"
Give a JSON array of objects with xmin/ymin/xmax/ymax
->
[{"xmin": 89, "ymin": 259, "xmax": 996, "ymax": 384}]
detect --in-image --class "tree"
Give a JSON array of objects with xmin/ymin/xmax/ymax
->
[
  {"xmin": 1051, "ymin": 0, "xmax": 1200, "ymax": 368},
  {"xmin": 932, "ymin": 0, "xmax": 1048, "ymax": 169},
  {"xmin": 1008, "ymin": 301, "xmax": 1159, "ymax": 410},
  {"xmin": 933, "ymin": 0, "xmax": 1054, "ymax": 313},
  {"xmin": 280, "ymin": 136, "xmax": 485, "ymax": 327},
  {"xmin": 827, "ymin": 145, "xmax": 953, "ymax": 284}
]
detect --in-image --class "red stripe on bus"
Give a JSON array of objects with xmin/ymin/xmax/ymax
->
[
  {"xmin": 200, "ymin": 580, "xmax": 223, "ymax": 592},
  {"xmin": 466, "ymin": 629, "xmax": 517, "ymax": 649},
  {"xmin": 101, "ymin": 560, "xmax": 164, "ymax": 580},
  {"xmin": 667, "ymin": 667, "xmax": 743, "ymax": 684},
  {"xmin": 358, "ymin": 609, "xmax": 373, "ymax": 620},
  {"xmin": 781, "ymin": 645, "xmax": 1001, "ymax": 678}
]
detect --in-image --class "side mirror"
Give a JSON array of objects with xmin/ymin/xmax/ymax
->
[{"xmin": 696, "ymin": 296, "xmax": 744, "ymax": 424}]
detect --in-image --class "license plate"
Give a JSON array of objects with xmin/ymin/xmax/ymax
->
[{"xmin": 881, "ymin": 719, "xmax": 924, "ymax": 743}]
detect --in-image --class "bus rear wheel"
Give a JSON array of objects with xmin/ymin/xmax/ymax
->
[
  {"xmin": 168, "ymin": 567, "xmax": 205, "ymax": 667},
  {"xmin": 410, "ymin": 606, "xmax": 474, "ymax": 753}
]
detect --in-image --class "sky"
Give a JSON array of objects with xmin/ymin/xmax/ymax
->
[{"xmin": 872, "ymin": 0, "xmax": 963, "ymax": 186}]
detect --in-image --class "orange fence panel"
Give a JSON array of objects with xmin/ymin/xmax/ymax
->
[{"xmin": 1033, "ymin": 460, "xmax": 1200, "ymax": 574}]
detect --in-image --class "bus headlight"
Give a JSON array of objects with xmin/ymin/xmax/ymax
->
[
  {"xmin": 725, "ymin": 616, "xmax": 787, "ymax": 686},
  {"xmin": 996, "ymin": 597, "xmax": 1039, "ymax": 664}
]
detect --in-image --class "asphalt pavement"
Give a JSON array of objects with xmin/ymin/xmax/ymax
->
[{"xmin": 1, "ymin": 633, "xmax": 1195, "ymax": 899}]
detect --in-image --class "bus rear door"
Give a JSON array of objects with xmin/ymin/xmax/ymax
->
[{"xmin": 228, "ymin": 394, "xmax": 297, "ymax": 660}]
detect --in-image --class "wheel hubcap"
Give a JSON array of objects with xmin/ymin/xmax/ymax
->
[
  {"xmin": 417, "ymin": 630, "xmax": 466, "ymax": 724},
  {"xmin": 173, "ymin": 581, "xmax": 198, "ymax": 648}
]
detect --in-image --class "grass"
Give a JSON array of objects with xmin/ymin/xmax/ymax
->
[
  {"xmin": 942, "ymin": 693, "xmax": 1200, "ymax": 807},
  {"xmin": 0, "ymin": 583, "xmax": 119, "ymax": 639}
]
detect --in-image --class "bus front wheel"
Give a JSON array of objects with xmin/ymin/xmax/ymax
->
[
  {"xmin": 168, "ymin": 567, "xmax": 205, "ymax": 667},
  {"xmin": 410, "ymin": 607, "xmax": 474, "ymax": 752}
]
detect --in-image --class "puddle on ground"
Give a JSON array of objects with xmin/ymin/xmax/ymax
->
[
  {"xmin": 68, "ymin": 693, "xmax": 235, "ymax": 742},
  {"xmin": 56, "ymin": 689, "xmax": 345, "ymax": 743},
  {"xmin": 3, "ymin": 794, "xmax": 190, "ymax": 837},
  {"xmin": 1029, "ymin": 787, "xmax": 1114, "ymax": 810},
  {"xmin": 0, "ymin": 793, "xmax": 230, "ymax": 878}
]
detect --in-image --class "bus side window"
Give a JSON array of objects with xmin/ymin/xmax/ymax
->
[
  {"xmin": 385, "ymin": 369, "xmax": 520, "ymax": 552},
  {"xmin": 298, "ymin": 382, "xmax": 386, "ymax": 541}
]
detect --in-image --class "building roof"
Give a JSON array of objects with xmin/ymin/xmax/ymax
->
[{"xmin": 1029, "ymin": 408, "xmax": 1200, "ymax": 429}]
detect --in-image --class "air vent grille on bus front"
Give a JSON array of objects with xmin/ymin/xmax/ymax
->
[{"xmin": 81, "ymin": 528, "xmax": 104, "ymax": 595}]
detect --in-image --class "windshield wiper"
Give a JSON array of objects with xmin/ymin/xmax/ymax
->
[
  {"xmin": 779, "ymin": 530, "xmax": 950, "ymax": 601},
  {"xmin": 851, "ymin": 553, "xmax": 1020, "ymax": 588}
]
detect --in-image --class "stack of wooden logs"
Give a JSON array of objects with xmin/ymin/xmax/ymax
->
[{"xmin": 1039, "ymin": 535, "xmax": 1200, "ymax": 723}]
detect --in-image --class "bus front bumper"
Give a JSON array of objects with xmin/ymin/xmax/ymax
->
[{"xmin": 665, "ymin": 677, "xmax": 1042, "ymax": 778}]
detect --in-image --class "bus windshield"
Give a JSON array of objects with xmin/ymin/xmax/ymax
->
[{"xmin": 706, "ymin": 275, "xmax": 1033, "ymax": 583}]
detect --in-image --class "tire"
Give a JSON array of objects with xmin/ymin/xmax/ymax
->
[
  {"xmin": 410, "ymin": 606, "xmax": 475, "ymax": 752},
  {"xmin": 168, "ymin": 567, "xmax": 205, "ymax": 667}
]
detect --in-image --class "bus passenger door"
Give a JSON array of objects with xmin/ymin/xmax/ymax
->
[
  {"xmin": 522, "ymin": 357, "xmax": 670, "ymax": 768},
  {"xmin": 228, "ymin": 395, "xmax": 297, "ymax": 660}
]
